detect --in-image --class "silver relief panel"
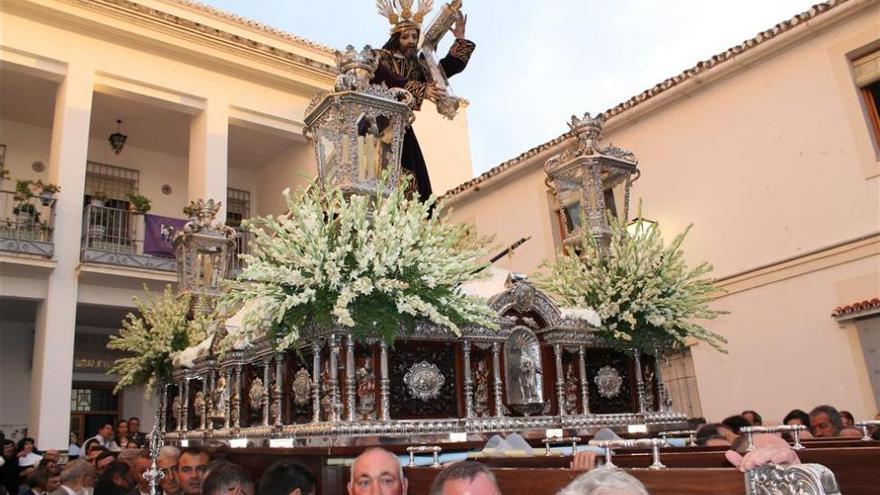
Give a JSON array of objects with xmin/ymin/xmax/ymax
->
[
  {"xmin": 504, "ymin": 326, "xmax": 545, "ymax": 415},
  {"xmin": 404, "ymin": 361, "xmax": 445, "ymax": 401},
  {"xmin": 595, "ymin": 365, "xmax": 623, "ymax": 399}
]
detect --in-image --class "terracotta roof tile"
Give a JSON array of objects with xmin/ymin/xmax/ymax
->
[
  {"xmin": 831, "ymin": 298, "xmax": 880, "ymax": 318},
  {"xmin": 442, "ymin": 0, "xmax": 850, "ymax": 200}
]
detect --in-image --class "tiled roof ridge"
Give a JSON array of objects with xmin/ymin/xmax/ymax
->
[
  {"xmin": 442, "ymin": 0, "xmax": 850, "ymax": 201},
  {"xmin": 831, "ymin": 297, "xmax": 880, "ymax": 317},
  {"xmin": 163, "ymin": 0, "xmax": 336, "ymax": 55}
]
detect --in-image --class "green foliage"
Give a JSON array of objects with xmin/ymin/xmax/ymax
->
[
  {"xmin": 126, "ymin": 193, "xmax": 152, "ymax": 213},
  {"xmin": 536, "ymin": 209, "xmax": 728, "ymax": 354},
  {"xmin": 107, "ymin": 285, "xmax": 208, "ymax": 394},
  {"xmin": 221, "ymin": 177, "xmax": 498, "ymax": 351}
]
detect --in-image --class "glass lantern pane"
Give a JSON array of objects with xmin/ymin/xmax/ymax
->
[
  {"xmin": 563, "ymin": 201, "xmax": 583, "ymax": 233},
  {"xmin": 317, "ymin": 128, "xmax": 338, "ymax": 185},
  {"xmin": 356, "ymin": 115, "xmax": 393, "ymax": 182}
]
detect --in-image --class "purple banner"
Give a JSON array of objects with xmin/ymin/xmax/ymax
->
[{"xmin": 144, "ymin": 214, "xmax": 187, "ymax": 258}]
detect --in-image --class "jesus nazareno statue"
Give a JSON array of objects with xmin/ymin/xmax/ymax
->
[{"xmin": 373, "ymin": 0, "xmax": 475, "ymax": 203}]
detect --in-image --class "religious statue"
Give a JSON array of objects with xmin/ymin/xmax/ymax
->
[
  {"xmin": 518, "ymin": 356, "xmax": 538, "ymax": 403},
  {"xmin": 320, "ymin": 362, "xmax": 333, "ymax": 420},
  {"xmin": 270, "ymin": 379, "xmax": 281, "ymax": 424},
  {"xmin": 356, "ymin": 357, "xmax": 377, "ymax": 420},
  {"xmin": 473, "ymin": 360, "xmax": 489, "ymax": 417},
  {"xmin": 373, "ymin": 0, "xmax": 475, "ymax": 203},
  {"xmin": 171, "ymin": 395, "xmax": 182, "ymax": 429},
  {"xmin": 212, "ymin": 374, "xmax": 228, "ymax": 420},
  {"xmin": 193, "ymin": 390, "xmax": 206, "ymax": 425},
  {"xmin": 249, "ymin": 376, "xmax": 265, "ymax": 412},
  {"xmin": 564, "ymin": 364, "xmax": 579, "ymax": 415}
]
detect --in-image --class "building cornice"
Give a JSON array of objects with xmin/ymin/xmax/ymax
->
[
  {"xmin": 5, "ymin": 0, "xmax": 337, "ymax": 93},
  {"xmin": 442, "ymin": 0, "xmax": 877, "ymax": 203}
]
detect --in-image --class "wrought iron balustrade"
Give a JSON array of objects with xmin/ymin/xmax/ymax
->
[
  {"xmin": 230, "ymin": 227, "xmax": 252, "ymax": 276},
  {"xmin": 81, "ymin": 203, "xmax": 177, "ymax": 271},
  {"xmin": 0, "ymin": 189, "xmax": 55, "ymax": 257}
]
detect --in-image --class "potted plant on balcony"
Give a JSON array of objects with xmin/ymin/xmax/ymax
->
[
  {"xmin": 90, "ymin": 190, "xmax": 108, "ymax": 207},
  {"xmin": 126, "ymin": 192, "xmax": 152, "ymax": 215},
  {"xmin": 12, "ymin": 179, "xmax": 38, "ymax": 227},
  {"xmin": 33, "ymin": 180, "xmax": 60, "ymax": 206}
]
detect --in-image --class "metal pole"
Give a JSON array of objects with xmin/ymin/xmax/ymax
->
[
  {"xmin": 462, "ymin": 340, "xmax": 474, "ymax": 418},
  {"xmin": 578, "ymin": 346, "xmax": 590, "ymax": 414}
]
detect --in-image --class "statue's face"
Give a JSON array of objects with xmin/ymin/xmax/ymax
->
[{"xmin": 398, "ymin": 29, "xmax": 419, "ymax": 55}]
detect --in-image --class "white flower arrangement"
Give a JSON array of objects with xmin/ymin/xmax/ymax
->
[
  {"xmin": 536, "ymin": 210, "xmax": 727, "ymax": 354},
  {"xmin": 107, "ymin": 285, "xmax": 210, "ymax": 394},
  {"xmin": 222, "ymin": 179, "xmax": 499, "ymax": 350}
]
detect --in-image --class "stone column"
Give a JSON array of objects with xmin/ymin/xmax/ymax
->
[
  {"xmin": 578, "ymin": 346, "xmax": 590, "ymax": 414},
  {"xmin": 462, "ymin": 341, "xmax": 474, "ymax": 418},
  {"xmin": 554, "ymin": 344, "xmax": 566, "ymax": 416},
  {"xmin": 344, "ymin": 335, "xmax": 356, "ymax": 422},
  {"xmin": 200, "ymin": 377, "xmax": 208, "ymax": 430},
  {"xmin": 379, "ymin": 341, "xmax": 390, "ymax": 421},
  {"xmin": 188, "ymin": 98, "xmax": 229, "ymax": 219},
  {"xmin": 491, "ymin": 342, "xmax": 504, "ymax": 417},
  {"xmin": 29, "ymin": 63, "xmax": 94, "ymax": 449},
  {"xmin": 311, "ymin": 342, "xmax": 322, "ymax": 423}
]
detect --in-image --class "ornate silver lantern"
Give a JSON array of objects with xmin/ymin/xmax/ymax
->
[
  {"xmin": 303, "ymin": 45, "xmax": 415, "ymax": 197},
  {"xmin": 173, "ymin": 199, "xmax": 237, "ymax": 315},
  {"xmin": 544, "ymin": 113, "xmax": 639, "ymax": 248}
]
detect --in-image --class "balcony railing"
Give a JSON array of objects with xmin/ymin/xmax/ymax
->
[
  {"xmin": 0, "ymin": 190, "xmax": 55, "ymax": 257},
  {"xmin": 81, "ymin": 204, "xmax": 252, "ymax": 274},
  {"xmin": 231, "ymin": 227, "xmax": 252, "ymax": 277}
]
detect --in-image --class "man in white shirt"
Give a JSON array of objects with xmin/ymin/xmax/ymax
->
[
  {"xmin": 82, "ymin": 423, "xmax": 119, "ymax": 453},
  {"xmin": 50, "ymin": 459, "xmax": 94, "ymax": 495}
]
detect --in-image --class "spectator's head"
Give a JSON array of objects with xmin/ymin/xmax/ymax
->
[
  {"xmin": 721, "ymin": 415, "xmax": 751, "ymax": 436},
  {"xmin": 97, "ymin": 422, "xmax": 114, "ymax": 441},
  {"xmin": 116, "ymin": 420, "xmax": 129, "ymax": 438},
  {"xmin": 809, "ymin": 405, "xmax": 843, "ymax": 438},
  {"xmin": 2, "ymin": 439, "xmax": 15, "ymax": 458},
  {"xmin": 839, "ymin": 427, "xmax": 862, "ymax": 438},
  {"xmin": 557, "ymin": 467, "xmax": 649, "ymax": 495},
  {"xmin": 131, "ymin": 451, "xmax": 153, "ymax": 493},
  {"xmin": 157, "ymin": 446, "xmax": 181, "ymax": 495},
  {"xmin": 128, "ymin": 418, "xmax": 141, "ymax": 433},
  {"xmin": 59, "ymin": 459, "xmax": 96, "ymax": 492},
  {"xmin": 783, "ymin": 409, "xmax": 810, "ymax": 427},
  {"xmin": 741, "ymin": 410, "xmax": 763, "ymax": 426},
  {"xmin": 695, "ymin": 423, "xmax": 734, "ymax": 446},
  {"xmin": 43, "ymin": 449, "xmax": 60, "ymax": 465},
  {"xmin": 95, "ymin": 461, "xmax": 134, "ymax": 493},
  {"xmin": 348, "ymin": 447, "xmax": 407, "ymax": 495},
  {"xmin": 201, "ymin": 462, "xmax": 254, "ymax": 495},
  {"xmin": 178, "ymin": 446, "xmax": 210, "ymax": 495},
  {"xmin": 70, "ymin": 432, "xmax": 79, "ymax": 446},
  {"xmin": 839, "ymin": 410, "xmax": 855, "ymax": 428},
  {"xmin": 95, "ymin": 451, "xmax": 117, "ymax": 475},
  {"xmin": 85, "ymin": 443, "xmax": 105, "ymax": 461},
  {"xmin": 17, "ymin": 437, "xmax": 35, "ymax": 454},
  {"xmin": 46, "ymin": 468, "xmax": 61, "ymax": 492},
  {"xmin": 27, "ymin": 466, "xmax": 52, "ymax": 491},
  {"xmin": 428, "ymin": 461, "xmax": 500, "ymax": 495},
  {"xmin": 257, "ymin": 459, "xmax": 316, "ymax": 495}
]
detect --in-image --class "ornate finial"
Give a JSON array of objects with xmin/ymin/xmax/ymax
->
[
  {"xmin": 178, "ymin": 199, "xmax": 236, "ymax": 239},
  {"xmin": 567, "ymin": 112, "xmax": 606, "ymax": 135},
  {"xmin": 143, "ymin": 409, "xmax": 165, "ymax": 495},
  {"xmin": 334, "ymin": 45, "xmax": 380, "ymax": 92}
]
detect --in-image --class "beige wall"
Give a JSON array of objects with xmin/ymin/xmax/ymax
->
[
  {"xmin": 447, "ymin": 3, "xmax": 880, "ymax": 420},
  {"xmin": 413, "ymin": 102, "xmax": 474, "ymax": 195}
]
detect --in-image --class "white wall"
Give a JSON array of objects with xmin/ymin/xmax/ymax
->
[{"xmin": 0, "ymin": 322, "xmax": 33, "ymax": 434}]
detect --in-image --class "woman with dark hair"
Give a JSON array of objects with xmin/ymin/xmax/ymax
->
[
  {"xmin": 839, "ymin": 410, "xmax": 855, "ymax": 428},
  {"xmin": 741, "ymin": 410, "xmax": 763, "ymax": 426},
  {"xmin": 0, "ymin": 440, "xmax": 19, "ymax": 495},
  {"xmin": 93, "ymin": 460, "xmax": 133, "ymax": 495},
  {"xmin": 114, "ymin": 420, "xmax": 131, "ymax": 450},
  {"xmin": 783, "ymin": 409, "xmax": 811, "ymax": 427},
  {"xmin": 372, "ymin": 1, "xmax": 475, "ymax": 204}
]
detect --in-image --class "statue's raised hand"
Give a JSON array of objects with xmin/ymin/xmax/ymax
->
[{"xmin": 451, "ymin": 12, "xmax": 467, "ymax": 39}]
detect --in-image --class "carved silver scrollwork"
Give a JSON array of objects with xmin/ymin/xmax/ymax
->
[
  {"xmin": 249, "ymin": 377, "xmax": 264, "ymax": 411},
  {"xmin": 746, "ymin": 463, "xmax": 841, "ymax": 495},
  {"xmin": 595, "ymin": 365, "xmax": 623, "ymax": 399},
  {"xmin": 292, "ymin": 369, "xmax": 311, "ymax": 406},
  {"xmin": 403, "ymin": 361, "xmax": 445, "ymax": 401}
]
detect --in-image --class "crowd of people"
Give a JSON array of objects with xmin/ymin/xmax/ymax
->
[{"xmin": 0, "ymin": 404, "xmax": 877, "ymax": 495}]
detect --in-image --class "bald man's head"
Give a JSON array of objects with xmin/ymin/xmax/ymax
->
[{"xmin": 348, "ymin": 448, "xmax": 407, "ymax": 495}]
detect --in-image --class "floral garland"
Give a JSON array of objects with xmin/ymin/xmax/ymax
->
[
  {"xmin": 222, "ymin": 180, "xmax": 498, "ymax": 350},
  {"xmin": 107, "ymin": 285, "xmax": 210, "ymax": 394},
  {"xmin": 536, "ymin": 211, "xmax": 727, "ymax": 354}
]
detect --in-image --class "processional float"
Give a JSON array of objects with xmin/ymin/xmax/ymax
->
[{"xmin": 157, "ymin": 39, "xmax": 685, "ymax": 452}]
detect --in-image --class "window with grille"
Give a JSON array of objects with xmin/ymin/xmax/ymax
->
[
  {"xmin": 659, "ymin": 347, "xmax": 703, "ymax": 419},
  {"xmin": 226, "ymin": 188, "xmax": 250, "ymax": 228},
  {"xmin": 85, "ymin": 162, "xmax": 139, "ymax": 208},
  {"xmin": 854, "ymin": 48, "xmax": 880, "ymax": 146},
  {"xmin": 70, "ymin": 387, "xmax": 119, "ymax": 412}
]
